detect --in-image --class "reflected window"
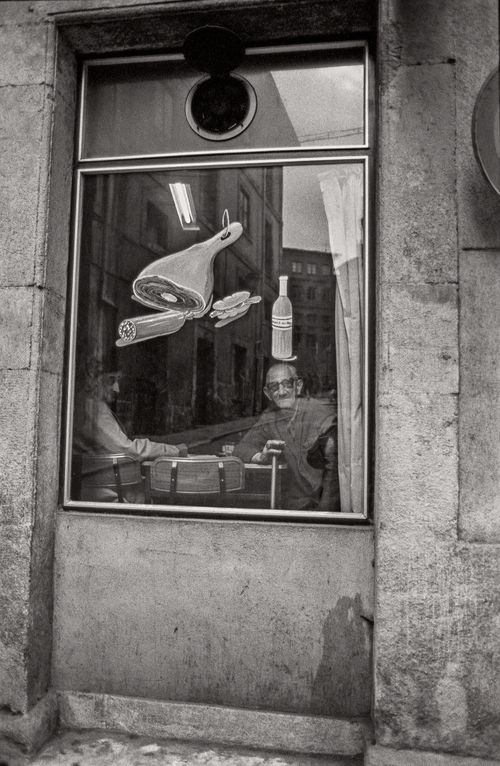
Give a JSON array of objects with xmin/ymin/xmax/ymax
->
[
  {"xmin": 81, "ymin": 44, "xmax": 366, "ymax": 159},
  {"xmin": 307, "ymin": 286, "xmax": 317, "ymax": 300},
  {"xmin": 238, "ymin": 186, "xmax": 251, "ymax": 233},
  {"xmin": 264, "ymin": 220, "xmax": 274, "ymax": 276},
  {"xmin": 66, "ymin": 42, "xmax": 370, "ymax": 520},
  {"xmin": 145, "ymin": 201, "xmax": 169, "ymax": 252}
]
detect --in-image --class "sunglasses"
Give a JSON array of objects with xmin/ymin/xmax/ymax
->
[{"xmin": 266, "ymin": 377, "xmax": 298, "ymax": 394}]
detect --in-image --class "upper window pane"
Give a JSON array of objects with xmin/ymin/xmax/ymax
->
[{"xmin": 82, "ymin": 45, "xmax": 365, "ymax": 159}]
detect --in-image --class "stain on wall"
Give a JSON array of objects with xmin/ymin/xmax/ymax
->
[{"xmin": 311, "ymin": 594, "xmax": 372, "ymax": 717}]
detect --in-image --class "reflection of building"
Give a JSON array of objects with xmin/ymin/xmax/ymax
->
[
  {"xmin": 79, "ymin": 167, "xmax": 290, "ymax": 438},
  {"xmin": 76, "ymin": 69, "xmax": 298, "ymax": 439},
  {"xmin": 283, "ymin": 247, "xmax": 336, "ymax": 394}
]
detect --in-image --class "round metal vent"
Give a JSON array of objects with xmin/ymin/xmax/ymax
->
[{"xmin": 185, "ymin": 73, "xmax": 257, "ymax": 141}]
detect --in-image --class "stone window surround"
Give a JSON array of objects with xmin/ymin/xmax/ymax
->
[{"xmin": 0, "ymin": 0, "xmax": 375, "ymax": 751}]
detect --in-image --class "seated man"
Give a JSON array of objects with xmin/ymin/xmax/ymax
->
[
  {"xmin": 233, "ymin": 363, "xmax": 340, "ymax": 511},
  {"xmin": 73, "ymin": 369, "xmax": 186, "ymax": 502}
]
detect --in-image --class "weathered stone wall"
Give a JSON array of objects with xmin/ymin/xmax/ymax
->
[
  {"xmin": 0, "ymin": 3, "xmax": 75, "ymax": 716},
  {"xmin": 374, "ymin": 0, "xmax": 500, "ymax": 760},
  {"xmin": 1, "ymin": 0, "xmax": 499, "ymax": 762},
  {"xmin": 0, "ymin": 0, "xmax": 375, "ymax": 743}
]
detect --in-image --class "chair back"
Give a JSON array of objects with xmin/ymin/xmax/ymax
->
[
  {"xmin": 148, "ymin": 455, "xmax": 244, "ymax": 504},
  {"xmin": 74, "ymin": 453, "xmax": 143, "ymax": 502}
]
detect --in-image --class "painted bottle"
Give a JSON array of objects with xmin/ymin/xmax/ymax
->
[{"xmin": 272, "ymin": 275, "xmax": 293, "ymax": 360}]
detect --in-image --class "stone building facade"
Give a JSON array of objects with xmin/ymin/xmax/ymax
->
[{"xmin": 0, "ymin": 1, "xmax": 499, "ymax": 764}]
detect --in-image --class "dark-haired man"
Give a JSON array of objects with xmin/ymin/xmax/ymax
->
[{"xmin": 73, "ymin": 369, "xmax": 185, "ymax": 502}]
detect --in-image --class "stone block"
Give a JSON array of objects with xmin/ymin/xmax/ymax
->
[
  {"xmin": 35, "ymin": 32, "xmax": 76, "ymax": 297},
  {"xmin": 378, "ymin": 283, "xmax": 458, "ymax": 395},
  {"xmin": 0, "ymin": 690, "xmax": 57, "ymax": 753},
  {"xmin": 26, "ymin": 369, "xmax": 61, "ymax": 704},
  {"xmin": 378, "ymin": 64, "xmax": 457, "ymax": 285},
  {"xmin": 0, "ymin": 84, "xmax": 50, "ymax": 286},
  {"xmin": 54, "ymin": 30, "xmax": 77, "ymax": 108},
  {"xmin": 0, "ymin": 524, "xmax": 32, "ymax": 713},
  {"xmin": 58, "ymin": 690, "xmax": 372, "ymax": 756},
  {"xmin": 0, "ymin": 22, "xmax": 52, "ymax": 87},
  {"xmin": 379, "ymin": 0, "xmax": 455, "ymax": 67},
  {"xmin": 27, "ymin": 523, "xmax": 55, "ymax": 707},
  {"xmin": 376, "ymin": 391, "xmax": 458, "ymax": 536},
  {"xmin": 0, "ymin": 370, "xmax": 37, "ymax": 522},
  {"xmin": 373, "ymin": 541, "xmax": 500, "ymax": 759},
  {"xmin": 459, "ymin": 250, "xmax": 500, "ymax": 542},
  {"xmin": 0, "ymin": 287, "xmax": 35, "ymax": 369},
  {"xmin": 40, "ymin": 290, "xmax": 66, "ymax": 374},
  {"xmin": 35, "ymin": 370, "xmax": 63, "ymax": 489},
  {"xmin": 41, "ymin": 88, "xmax": 75, "ymax": 297}
]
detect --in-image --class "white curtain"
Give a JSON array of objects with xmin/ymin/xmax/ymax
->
[{"xmin": 319, "ymin": 165, "xmax": 364, "ymax": 514}]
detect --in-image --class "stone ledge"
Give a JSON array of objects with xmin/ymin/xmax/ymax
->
[
  {"xmin": 365, "ymin": 744, "xmax": 500, "ymax": 766},
  {"xmin": 58, "ymin": 691, "xmax": 372, "ymax": 756},
  {"xmin": 0, "ymin": 691, "xmax": 57, "ymax": 755}
]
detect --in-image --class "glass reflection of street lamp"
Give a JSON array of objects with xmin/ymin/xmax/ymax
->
[{"xmin": 169, "ymin": 183, "xmax": 200, "ymax": 230}]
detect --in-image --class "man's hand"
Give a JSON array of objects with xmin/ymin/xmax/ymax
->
[{"xmin": 252, "ymin": 439, "xmax": 285, "ymax": 464}]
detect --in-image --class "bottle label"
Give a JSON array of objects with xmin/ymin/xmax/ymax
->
[{"xmin": 272, "ymin": 315, "xmax": 292, "ymax": 329}]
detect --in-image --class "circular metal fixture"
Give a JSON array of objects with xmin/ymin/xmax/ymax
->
[
  {"xmin": 185, "ymin": 73, "xmax": 257, "ymax": 141},
  {"xmin": 472, "ymin": 67, "xmax": 500, "ymax": 196},
  {"xmin": 183, "ymin": 25, "xmax": 256, "ymax": 141}
]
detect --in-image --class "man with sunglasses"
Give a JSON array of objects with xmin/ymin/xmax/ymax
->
[{"xmin": 233, "ymin": 362, "xmax": 340, "ymax": 511}]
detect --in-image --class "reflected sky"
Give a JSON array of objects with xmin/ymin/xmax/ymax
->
[
  {"xmin": 283, "ymin": 166, "xmax": 331, "ymax": 252},
  {"xmin": 272, "ymin": 65, "xmax": 364, "ymax": 146}
]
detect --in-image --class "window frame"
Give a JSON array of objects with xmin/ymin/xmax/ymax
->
[
  {"xmin": 64, "ymin": 40, "xmax": 373, "ymax": 523},
  {"xmin": 77, "ymin": 41, "xmax": 370, "ymax": 163}
]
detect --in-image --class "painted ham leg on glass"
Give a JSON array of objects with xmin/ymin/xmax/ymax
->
[{"xmin": 116, "ymin": 222, "xmax": 243, "ymax": 347}]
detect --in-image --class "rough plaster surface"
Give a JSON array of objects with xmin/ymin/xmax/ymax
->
[
  {"xmin": 459, "ymin": 251, "xmax": 500, "ymax": 541},
  {"xmin": 50, "ymin": 0, "xmax": 374, "ymax": 56},
  {"xmin": 53, "ymin": 514, "xmax": 374, "ymax": 719},
  {"xmin": 379, "ymin": 0, "xmax": 455, "ymax": 67}
]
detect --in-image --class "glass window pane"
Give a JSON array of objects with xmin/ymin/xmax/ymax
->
[
  {"xmin": 70, "ymin": 162, "xmax": 365, "ymax": 514},
  {"xmin": 82, "ymin": 46, "xmax": 365, "ymax": 158}
]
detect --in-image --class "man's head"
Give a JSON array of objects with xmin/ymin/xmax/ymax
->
[
  {"xmin": 99, "ymin": 371, "xmax": 122, "ymax": 404},
  {"xmin": 264, "ymin": 363, "xmax": 303, "ymax": 410}
]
